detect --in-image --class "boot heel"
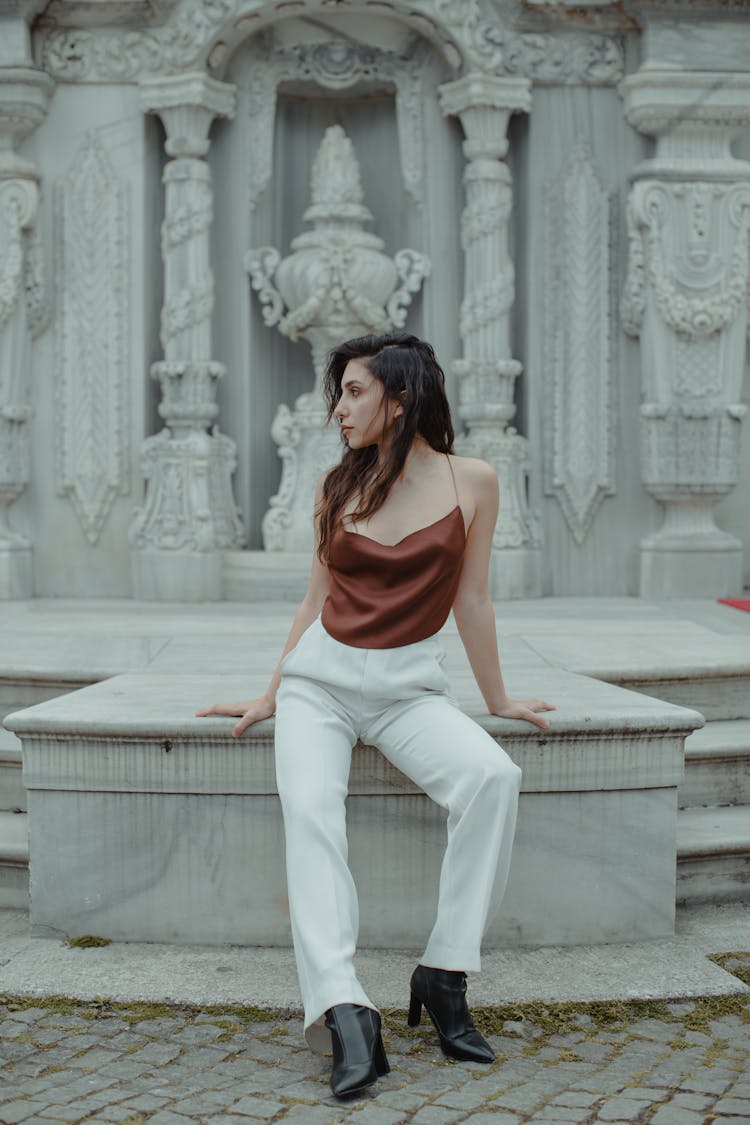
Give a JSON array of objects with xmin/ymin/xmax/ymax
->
[
  {"xmin": 407, "ymin": 992, "xmax": 422, "ymax": 1028},
  {"xmin": 374, "ymin": 1034, "xmax": 390, "ymax": 1076}
]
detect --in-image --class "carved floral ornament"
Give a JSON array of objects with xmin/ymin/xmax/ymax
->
[
  {"xmin": 622, "ymin": 181, "xmax": 750, "ymax": 343},
  {"xmin": 543, "ymin": 145, "xmax": 614, "ymax": 546},
  {"xmin": 37, "ymin": 0, "xmax": 625, "ymax": 86},
  {"xmin": 56, "ymin": 134, "xmax": 130, "ymax": 545},
  {"xmin": 243, "ymin": 36, "xmax": 432, "ymax": 211}
]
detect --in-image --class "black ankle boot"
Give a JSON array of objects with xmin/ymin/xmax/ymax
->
[
  {"xmin": 324, "ymin": 1004, "xmax": 390, "ymax": 1098},
  {"xmin": 408, "ymin": 965, "xmax": 495, "ymax": 1063}
]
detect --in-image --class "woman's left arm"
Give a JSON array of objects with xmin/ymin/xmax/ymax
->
[{"xmin": 452, "ymin": 460, "xmax": 555, "ymax": 730}]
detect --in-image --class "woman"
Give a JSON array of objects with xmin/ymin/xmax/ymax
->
[{"xmin": 198, "ymin": 332, "xmax": 553, "ymax": 1098}]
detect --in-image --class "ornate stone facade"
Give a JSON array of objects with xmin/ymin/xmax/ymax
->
[
  {"xmin": 246, "ymin": 125, "xmax": 429, "ymax": 552},
  {"xmin": 0, "ymin": 5, "xmax": 53, "ymax": 598},
  {"xmin": 440, "ymin": 72, "xmax": 542, "ymax": 597},
  {"xmin": 621, "ymin": 68, "xmax": 750, "ymax": 597},
  {"xmin": 37, "ymin": 1, "xmax": 626, "ymax": 87},
  {"xmin": 56, "ymin": 134, "xmax": 130, "ymax": 545},
  {"xmin": 243, "ymin": 36, "xmax": 432, "ymax": 213},
  {"xmin": 130, "ymin": 73, "xmax": 245, "ymax": 600},
  {"xmin": 543, "ymin": 145, "xmax": 615, "ymax": 546},
  {"xmin": 0, "ymin": 0, "xmax": 745, "ymax": 598}
]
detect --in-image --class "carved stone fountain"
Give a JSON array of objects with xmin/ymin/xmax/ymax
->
[{"xmin": 245, "ymin": 124, "xmax": 429, "ymax": 553}]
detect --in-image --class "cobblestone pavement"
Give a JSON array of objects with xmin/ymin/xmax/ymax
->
[{"xmin": 1, "ymin": 976, "xmax": 748, "ymax": 1125}]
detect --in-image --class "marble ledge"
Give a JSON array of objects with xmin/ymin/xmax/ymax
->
[
  {"xmin": 525, "ymin": 630, "xmax": 750, "ymax": 682},
  {"xmin": 3, "ymin": 670, "xmax": 704, "ymax": 743},
  {"xmin": 19, "ymin": 730, "xmax": 689, "ymax": 795}
]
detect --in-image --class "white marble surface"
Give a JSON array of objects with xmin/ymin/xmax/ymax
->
[
  {"xmin": 3, "ymin": 643, "xmax": 703, "ymax": 949},
  {"xmin": 22, "ymin": 782, "xmax": 680, "ymax": 948},
  {"xmin": 643, "ymin": 19, "xmax": 750, "ymax": 72},
  {"xmin": 0, "ymin": 545, "xmax": 32, "ymax": 601},
  {"xmin": 4, "ymin": 663, "xmax": 703, "ymax": 742},
  {"xmin": 0, "ymin": 902, "xmax": 747, "ymax": 1009},
  {"xmin": 16, "ymin": 723, "xmax": 687, "ymax": 797},
  {"xmin": 677, "ymin": 805, "xmax": 750, "ymax": 906},
  {"xmin": 1, "ymin": 597, "xmax": 747, "ymax": 949}
]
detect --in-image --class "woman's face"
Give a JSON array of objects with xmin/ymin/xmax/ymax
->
[{"xmin": 334, "ymin": 359, "xmax": 402, "ymax": 450}]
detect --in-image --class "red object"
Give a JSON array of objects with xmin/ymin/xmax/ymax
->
[{"xmin": 718, "ymin": 598, "xmax": 750, "ymax": 613}]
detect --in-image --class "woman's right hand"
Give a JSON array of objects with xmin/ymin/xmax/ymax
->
[{"xmin": 195, "ymin": 696, "xmax": 275, "ymax": 738}]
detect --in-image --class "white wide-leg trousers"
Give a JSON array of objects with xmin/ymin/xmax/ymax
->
[{"xmin": 274, "ymin": 617, "xmax": 522, "ymax": 1053}]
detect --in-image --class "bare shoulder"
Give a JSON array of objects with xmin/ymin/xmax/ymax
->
[{"xmin": 449, "ymin": 454, "xmax": 498, "ymax": 496}]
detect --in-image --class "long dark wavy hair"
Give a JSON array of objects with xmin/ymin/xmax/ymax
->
[{"xmin": 317, "ymin": 332, "xmax": 455, "ymax": 562}]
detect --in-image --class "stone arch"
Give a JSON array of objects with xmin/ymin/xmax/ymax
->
[
  {"xmin": 195, "ymin": 0, "xmax": 470, "ymax": 80},
  {"xmin": 206, "ymin": 4, "xmax": 467, "ymax": 551}
]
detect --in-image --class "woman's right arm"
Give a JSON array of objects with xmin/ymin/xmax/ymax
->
[{"xmin": 196, "ymin": 477, "xmax": 330, "ymax": 737}]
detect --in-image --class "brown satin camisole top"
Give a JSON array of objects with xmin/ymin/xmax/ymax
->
[{"xmin": 321, "ymin": 457, "xmax": 467, "ymax": 649}]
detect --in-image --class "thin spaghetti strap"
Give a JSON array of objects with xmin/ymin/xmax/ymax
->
[{"xmin": 446, "ymin": 454, "xmax": 459, "ymax": 507}]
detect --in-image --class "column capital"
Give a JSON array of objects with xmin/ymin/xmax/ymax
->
[
  {"xmin": 439, "ymin": 73, "xmax": 531, "ymax": 119},
  {"xmin": 621, "ymin": 69, "xmax": 750, "ymax": 176},
  {"xmin": 0, "ymin": 0, "xmax": 48, "ymax": 67},
  {"xmin": 439, "ymin": 73, "xmax": 530, "ymax": 161},
  {"xmin": 0, "ymin": 66, "xmax": 54, "ymax": 176},
  {"xmin": 140, "ymin": 72, "xmax": 236, "ymax": 158}
]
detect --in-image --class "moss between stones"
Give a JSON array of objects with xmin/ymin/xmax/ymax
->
[
  {"xmin": 65, "ymin": 935, "xmax": 112, "ymax": 949},
  {"xmin": 0, "ymin": 994, "xmax": 278, "ymax": 1027},
  {"xmin": 2, "ymin": 980, "xmax": 748, "ymax": 1052},
  {"xmin": 709, "ymin": 951, "xmax": 750, "ymax": 987},
  {"xmin": 383, "ymin": 992, "xmax": 749, "ymax": 1042}
]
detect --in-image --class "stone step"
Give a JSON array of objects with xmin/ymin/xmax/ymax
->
[
  {"xmin": 0, "ymin": 726, "xmax": 25, "ymax": 812},
  {"xmin": 0, "ymin": 810, "xmax": 29, "ymax": 909},
  {"xmin": 612, "ymin": 671, "xmax": 750, "ymax": 722},
  {"xmin": 676, "ymin": 805, "xmax": 750, "ymax": 906},
  {"xmin": 681, "ymin": 719, "xmax": 750, "ymax": 809},
  {"xmin": 5, "ymin": 667, "xmax": 702, "ymax": 948}
]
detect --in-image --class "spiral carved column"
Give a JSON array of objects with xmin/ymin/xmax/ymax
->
[
  {"xmin": 439, "ymin": 73, "xmax": 541, "ymax": 599},
  {"xmin": 0, "ymin": 53, "xmax": 53, "ymax": 597},
  {"xmin": 131, "ymin": 73, "xmax": 244, "ymax": 601}
]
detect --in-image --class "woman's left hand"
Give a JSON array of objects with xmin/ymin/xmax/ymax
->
[{"xmin": 490, "ymin": 698, "xmax": 555, "ymax": 729}]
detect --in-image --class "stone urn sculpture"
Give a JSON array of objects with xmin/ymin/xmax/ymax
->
[{"xmin": 245, "ymin": 124, "xmax": 429, "ymax": 552}]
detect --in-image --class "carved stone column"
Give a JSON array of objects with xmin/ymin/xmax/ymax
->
[
  {"xmin": 131, "ymin": 73, "xmax": 244, "ymax": 600},
  {"xmin": 0, "ymin": 3, "xmax": 53, "ymax": 598},
  {"xmin": 621, "ymin": 70, "xmax": 750, "ymax": 597},
  {"xmin": 439, "ymin": 73, "xmax": 541, "ymax": 599}
]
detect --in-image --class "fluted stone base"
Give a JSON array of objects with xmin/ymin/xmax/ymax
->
[
  {"xmin": 640, "ymin": 537, "xmax": 743, "ymax": 599},
  {"xmin": 489, "ymin": 547, "xmax": 543, "ymax": 600},
  {"xmin": 132, "ymin": 550, "xmax": 223, "ymax": 602},
  {"xmin": 0, "ymin": 542, "xmax": 32, "ymax": 600}
]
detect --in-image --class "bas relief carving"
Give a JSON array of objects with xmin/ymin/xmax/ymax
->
[
  {"xmin": 543, "ymin": 145, "xmax": 615, "ymax": 546},
  {"xmin": 37, "ymin": 0, "xmax": 625, "ymax": 87},
  {"xmin": 245, "ymin": 37, "xmax": 429, "ymax": 212},
  {"xmin": 622, "ymin": 67, "xmax": 750, "ymax": 595},
  {"xmin": 56, "ymin": 134, "xmax": 130, "ymax": 545}
]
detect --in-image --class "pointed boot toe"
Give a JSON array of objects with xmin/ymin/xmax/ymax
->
[
  {"xmin": 325, "ymin": 1004, "xmax": 390, "ymax": 1098},
  {"xmin": 408, "ymin": 964, "xmax": 495, "ymax": 1064}
]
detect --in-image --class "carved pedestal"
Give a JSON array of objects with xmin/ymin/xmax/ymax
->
[
  {"xmin": 131, "ymin": 74, "xmax": 244, "ymax": 600},
  {"xmin": 440, "ymin": 73, "xmax": 541, "ymax": 598},
  {"xmin": 0, "ymin": 62, "xmax": 52, "ymax": 597},
  {"xmin": 622, "ymin": 70, "xmax": 750, "ymax": 597}
]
